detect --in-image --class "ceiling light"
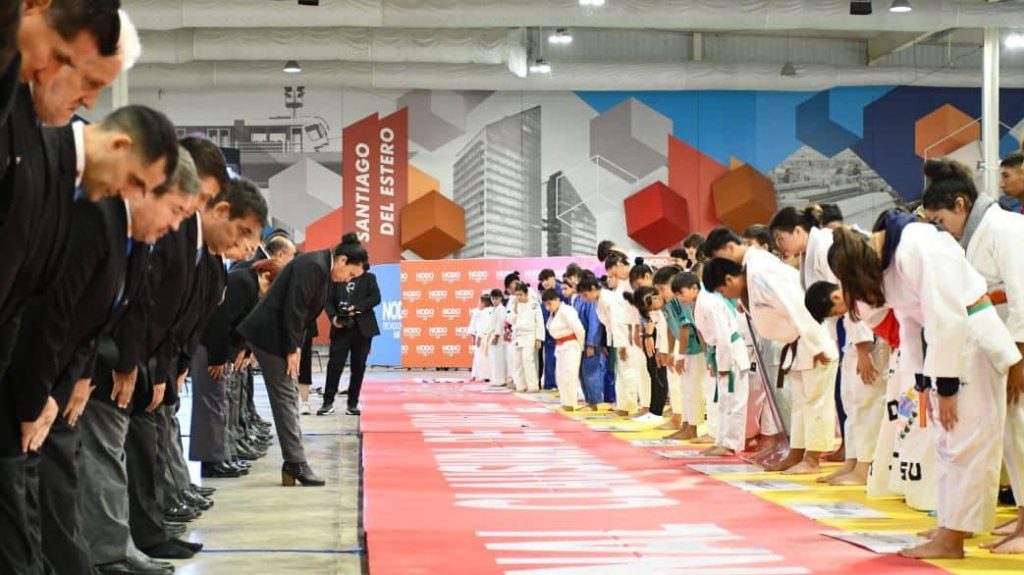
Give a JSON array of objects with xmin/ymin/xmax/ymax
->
[
  {"xmin": 780, "ymin": 61, "xmax": 797, "ymax": 77},
  {"xmin": 1007, "ymin": 32, "xmax": 1024, "ymax": 49},
  {"xmin": 889, "ymin": 0, "xmax": 911, "ymax": 13},
  {"xmin": 529, "ymin": 58, "xmax": 552, "ymax": 74},
  {"xmin": 283, "ymin": 60, "xmax": 302, "ymax": 73},
  {"xmin": 549, "ymin": 28, "xmax": 573, "ymax": 45},
  {"xmin": 579, "ymin": 0, "xmax": 605, "ymax": 6},
  {"xmin": 850, "ymin": 1, "xmax": 872, "ymax": 15}
]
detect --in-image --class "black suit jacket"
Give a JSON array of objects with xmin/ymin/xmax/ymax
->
[
  {"xmin": 326, "ymin": 272, "xmax": 381, "ymax": 339},
  {"xmin": 164, "ymin": 247, "xmax": 226, "ymax": 406},
  {"xmin": 95, "ymin": 215, "xmax": 201, "ymax": 406},
  {"xmin": 13, "ymin": 198, "xmax": 150, "ymax": 414},
  {"xmin": 0, "ymin": 86, "xmax": 52, "ymax": 325},
  {"xmin": 201, "ymin": 267, "xmax": 259, "ymax": 366},
  {"xmin": 238, "ymin": 249, "xmax": 332, "ymax": 357}
]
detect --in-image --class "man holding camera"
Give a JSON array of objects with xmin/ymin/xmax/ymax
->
[{"xmin": 317, "ymin": 265, "xmax": 380, "ymax": 416}]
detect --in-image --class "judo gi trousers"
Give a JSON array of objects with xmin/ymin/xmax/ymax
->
[
  {"xmin": 580, "ymin": 347, "xmax": 606, "ymax": 405},
  {"xmin": 488, "ymin": 341, "xmax": 508, "ymax": 387},
  {"xmin": 788, "ymin": 360, "xmax": 839, "ymax": 453},
  {"xmin": 543, "ymin": 341, "xmax": 556, "ymax": 390},
  {"xmin": 840, "ymin": 347, "xmax": 888, "ymax": 463},
  {"xmin": 512, "ymin": 342, "xmax": 540, "ymax": 392},
  {"xmin": 613, "ymin": 346, "xmax": 641, "ymax": 413},
  {"xmin": 555, "ymin": 341, "xmax": 583, "ymax": 408},
  {"xmin": 680, "ymin": 353, "xmax": 707, "ymax": 427},
  {"xmin": 715, "ymin": 368, "xmax": 751, "ymax": 452}
]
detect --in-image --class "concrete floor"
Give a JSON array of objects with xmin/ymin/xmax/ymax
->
[{"xmin": 172, "ymin": 366, "xmax": 373, "ymax": 575}]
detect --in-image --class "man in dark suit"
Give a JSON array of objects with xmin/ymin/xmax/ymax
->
[
  {"xmin": 13, "ymin": 154, "xmax": 192, "ymax": 575},
  {"xmin": 238, "ymin": 234, "xmax": 368, "ymax": 486},
  {"xmin": 318, "ymin": 266, "xmax": 381, "ymax": 416},
  {"xmin": 156, "ymin": 177, "xmax": 266, "ymax": 528},
  {"xmin": 80, "ymin": 149, "xmax": 205, "ymax": 571}
]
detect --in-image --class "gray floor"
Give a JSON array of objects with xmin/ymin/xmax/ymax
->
[{"xmin": 173, "ymin": 367, "xmax": 367, "ymax": 575}]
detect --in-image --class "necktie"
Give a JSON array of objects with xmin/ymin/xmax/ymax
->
[
  {"xmin": 112, "ymin": 239, "xmax": 135, "ymax": 311},
  {"xmin": 73, "ymin": 186, "xmax": 83, "ymax": 201}
]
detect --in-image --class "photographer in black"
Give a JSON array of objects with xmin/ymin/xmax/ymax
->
[{"xmin": 318, "ymin": 263, "xmax": 380, "ymax": 416}]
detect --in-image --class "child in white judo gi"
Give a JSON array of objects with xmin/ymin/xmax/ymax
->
[
  {"xmin": 469, "ymin": 295, "xmax": 493, "ymax": 382},
  {"xmin": 510, "ymin": 283, "xmax": 544, "ymax": 392},
  {"xmin": 805, "ymin": 281, "xmax": 889, "ymax": 486},
  {"xmin": 704, "ymin": 229, "xmax": 839, "ymax": 474},
  {"xmin": 543, "ymin": 288, "xmax": 585, "ymax": 411},
  {"xmin": 488, "ymin": 288, "xmax": 509, "ymax": 387}
]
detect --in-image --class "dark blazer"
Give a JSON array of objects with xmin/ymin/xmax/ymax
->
[
  {"xmin": 238, "ymin": 249, "xmax": 332, "ymax": 357},
  {"xmin": 96, "ymin": 216, "xmax": 201, "ymax": 406},
  {"xmin": 0, "ymin": 55, "xmax": 20, "ymax": 138},
  {"xmin": 13, "ymin": 198, "xmax": 150, "ymax": 414},
  {"xmin": 326, "ymin": 272, "xmax": 381, "ymax": 339},
  {"xmin": 0, "ymin": 86, "xmax": 52, "ymax": 325},
  {"xmin": 164, "ymin": 248, "xmax": 226, "ymax": 405},
  {"xmin": 201, "ymin": 267, "xmax": 258, "ymax": 367}
]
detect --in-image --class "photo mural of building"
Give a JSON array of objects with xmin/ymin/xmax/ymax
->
[
  {"xmin": 545, "ymin": 171, "xmax": 597, "ymax": 257},
  {"xmin": 454, "ymin": 106, "xmax": 542, "ymax": 258}
]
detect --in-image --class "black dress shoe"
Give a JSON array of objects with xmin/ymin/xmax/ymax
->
[
  {"xmin": 142, "ymin": 540, "xmax": 195, "ymax": 560},
  {"xmin": 180, "ymin": 489, "xmax": 213, "ymax": 511},
  {"xmin": 201, "ymin": 462, "xmax": 242, "ymax": 479},
  {"xmin": 188, "ymin": 480, "xmax": 216, "ymax": 495},
  {"xmin": 281, "ymin": 461, "xmax": 325, "ymax": 487},
  {"xmin": 317, "ymin": 402, "xmax": 335, "ymax": 416},
  {"xmin": 346, "ymin": 407, "xmax": 361, "ymax": 416},
  {"xmin": 339, "ymin": 389, "xmax": 349, "ymax": 395},
  {"xmin": 190, "ymin": 483, "xmax": 216, "ymax": 497},
  {"xmin": 95, "ymin": 558, "xmax": 174, "ymax": 574},
  {"xmin": 170, "ymin": 537, "xmax": 204, "ymax": 553},
  {"xmin": 164, "ymin": 504, "xmax": 200, "ymax": 523},
  {"xmin": 231, "ymin": 459, "xmax": 252, "ymax": 470}
]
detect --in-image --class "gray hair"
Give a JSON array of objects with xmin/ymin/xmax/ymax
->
[{"xmin": 158, "ymin": 146, "xmax": 200, "ymax": 197}]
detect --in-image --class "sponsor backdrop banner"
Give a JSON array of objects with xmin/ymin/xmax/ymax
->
[
  {"xmin": 399, "ymin": 256, "xmax": 600, "ymax": 369},
  {"xmin": 368, "ymin": 264, "xmax": 402, "ymax": 367}
]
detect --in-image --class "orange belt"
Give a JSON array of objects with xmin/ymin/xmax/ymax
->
[
  {"xmin": 989, "ymin": 290, "xmax": 1008, "ymax": 306},
  {"xmin": 554, "ymin": 335, "xmax": 576, "ymax": 346}
]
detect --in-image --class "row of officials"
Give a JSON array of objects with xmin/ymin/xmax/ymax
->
[{"xmin": 0, "ymin": 3, "xmax": 371, "ymax": 574}]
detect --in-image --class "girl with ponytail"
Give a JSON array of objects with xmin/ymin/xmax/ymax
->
[
  {"xmin": 921, "ymin": 157, "xmax": 1024, "ymax": 553},
  {"xmin": 828, "ymin": 207, "xmax": 1021, "ymax": 560},
  {"xmin": 772, "ymin": 203, "xmax": 884, "ymax": 486}
]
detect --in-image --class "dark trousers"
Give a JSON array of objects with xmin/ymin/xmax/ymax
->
[
  {"xmin": 126, "ymin": 411, "xmax": 166, "ymax": 550},
  {"xmin": 603, "ymin": 346, "xmax": 617, "ymax": 404},
  {"xmin": 251, "ymin": 346, "xmax": 306, "ymax": 463},
  {"xmin": 299, "ymin": 332, "xmax": 314, "ymax": 386},
  {"xmin": 645, "ymin": 355, "xmax": 668, "ymax": 417},
  {"xmin": 188, "ymin": 345, "xmax": 230, "ymax": 463},
  {"xmin": 0, "ymin": 453, "xmax": 45, "ymax": 574},
  {"xmin": 542, "ymin": 341, "xmax": 556, "ymax": 390},
  {"xmin": 323, "ymin": 328, "xmax": 372, "ymax": 408},
  {"xmin": 37, "ymin": 416, "xmax": 92, "ymax": 575}
]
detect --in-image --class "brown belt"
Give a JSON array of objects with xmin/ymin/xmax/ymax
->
[{"xmin": 554, "ymin": 335, "xmax": 576, "ymax": 346}]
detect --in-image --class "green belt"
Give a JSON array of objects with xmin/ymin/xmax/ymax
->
[
  {"xmin": 707, "ymin": 342, "xmax": 737, "ymax": 401},
  {"xmin": 968, "ymin": 299, "xmax": 993, "ymax": 316},
  {"xmin": 730, "ymin": 332, "xmax": 741, "ymax": 343}
]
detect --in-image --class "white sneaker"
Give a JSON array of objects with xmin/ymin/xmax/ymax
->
[
  {"xmin": 633, "ymin": 412, "xmax": 664, "ymax": 424},
  {"xmin": 301, "ymin": 401, "xmax": 312, "ymax": 415}
]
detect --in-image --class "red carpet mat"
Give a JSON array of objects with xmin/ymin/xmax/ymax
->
[{"xmin": 361, "ymin": 380, "xmax": 949, "ymax": 574}]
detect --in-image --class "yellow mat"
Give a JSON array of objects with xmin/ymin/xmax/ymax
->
[{"xmin": 527, "ymin": 390, "xmax": 1024, "ymax": 574}]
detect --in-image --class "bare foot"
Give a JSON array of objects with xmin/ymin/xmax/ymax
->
[
  {"xmin": 561, "ymin": 405, "xmax": 575, "ymax": 412},
  {"xmin": 633, "ymin": 407, "xmax": 650, "ymax": 417},
  {"xmin": 991, "ymin": 534, "xmax": 1024, "ymax": 554},
  {"xmin": 993, "ymin": 518, "xmax": 1021, "ymax": 536},
  {"xmin": 830, "ymin": 471, "xmax": 868, "ymax": 486},
  {"xmin": 614, "ymin": 410, "xmax": 630, "ymax": 417},
  {"xmin": 780, "ymin": 460, "xmax": 821, "ymax": 475},
  {"xmin": 899, "ymin": 530, "xmax": 965, "ymax": 559},
  {"xmin": 692, "ymin": 434, "xmax": 715, "ymax": 445},
  {"xmin": 825, "ymin": 447, "xmax": 845, "ymax": 462},
  {"xmin": 816, "ymin": 461, "xmax": 856, "ymax": 484},
  {"xmin": 657, "ymin": 420, "xmax": 679, "ymax": 431},
  {"xmin": 763, "ymin": 452, "xmax": 803, "ymax": 472},
  {"xmin": 700, "ymin": 446, "xmax": 735, "ymax": 457}
]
